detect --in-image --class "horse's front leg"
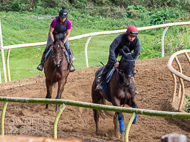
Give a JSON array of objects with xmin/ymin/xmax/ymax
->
[
  {"xmin": 131, "ymin": 96, "xmax": 138, "ymax": 124},
  {"xmin": 45, "ymin": 79, "xmax": 52, "ymax": 109},
  {"xmin": 55, "ymin": 77, "xmax": 67, "ymax": 112},
  {"xmin": 113, "ymin": 112, "xmax": 119, "ymax": 138},
  {"xmin": 112, "ymin": 97, "xmax": 125, "ymax": 141}
]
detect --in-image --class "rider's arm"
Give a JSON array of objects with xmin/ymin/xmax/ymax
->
[
  {"xmin": 131, "ymin": 38, "xmax": 141, "ymax": 60},
  {"xmin": 109, "ymin": 38, "xmax": 120, "ymax": 64},
  {"xmin": 63, "ymin": 20, "xmax": 71, "ymax": 43},
  {"xmin": 49, "ymin": 26, "xmax": 55, "ymax": 43},
  {"xmin": 63, "ymin": 29, "xmax": 71, "ymax": 43}
]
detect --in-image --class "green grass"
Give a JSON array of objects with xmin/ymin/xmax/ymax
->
[{"xmin": 0, "ymin": 11, "xmax": 190, "ymax": 82}]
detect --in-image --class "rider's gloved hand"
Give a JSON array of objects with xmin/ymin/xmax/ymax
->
[{"xmin": 114, "ymin": 62, "xmax": 119, "ymax": 68}]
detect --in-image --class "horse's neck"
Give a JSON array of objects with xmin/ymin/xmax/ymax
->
[{"xmin": 113, "ymin": 70, "xmax": 123, "ymax": 86}]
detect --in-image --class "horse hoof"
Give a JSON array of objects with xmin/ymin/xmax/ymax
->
[
  {"xmin": 120, "ymin": 132, "xmax": 125, "ymax": 142},
  {"xmin": 115, "ymin": 131, "xmax": 120, "ymax": 139}
]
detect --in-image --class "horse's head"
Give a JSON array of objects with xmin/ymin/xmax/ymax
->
[
  {"xmin": 118, "ymin": 49, "xmax": 135, "ymax": 87},
  {"xmin": 52, "ymin": 38, "xmax": 65, "ymax": 67}
]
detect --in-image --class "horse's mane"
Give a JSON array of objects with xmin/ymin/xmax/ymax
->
[{"xmin": 53, "ymin": 38, "xmax": 62, "ymax": 45}]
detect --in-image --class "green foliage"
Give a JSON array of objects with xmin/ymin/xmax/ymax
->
[
  {"xmin": 125, "ymin": 5, "xmax": 147, "ymax": 19},
  {"xmin": 185, "ymin": 95, "xmax": 190, "ymax": 113},
  {"xmin": 149, "ymin": 11, "xmax": 176, "ymax": 25}
]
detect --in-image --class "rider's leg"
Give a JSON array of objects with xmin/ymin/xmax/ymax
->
[
  {"xmin": 37, "ymin": 34, "xmax": 52, "ymax": 71},
  {"xmin": 95, "ymin": 63, "xmax": 112, "ymax": 91},
  {"xmin": 64, "ymin": 40, "xmax": 75, "ymax": 72},
  {"xmin": 37, "ymin": 54, "xmax": 45, "ymax": 71}
]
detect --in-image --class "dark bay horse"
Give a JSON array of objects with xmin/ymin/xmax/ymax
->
[
  {"xmin": 44, "ymin": 38, "xmax": 69, "ymax": 112},
  {"xmin": 91, "ymin": 50, "xmax": 138, "ymax": 141}
]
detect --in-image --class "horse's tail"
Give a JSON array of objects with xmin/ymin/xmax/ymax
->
[{"xmin": 99, "ymin": 98, "xmax": 114, "ymax": 118}]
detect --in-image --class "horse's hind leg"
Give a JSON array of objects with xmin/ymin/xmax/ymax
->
[
  {"xmin": 93, "ymin": 109, "xmax": 100, "ymax": 135},
  {"xmin": 45, "ymin": 79, "xmax": 52, "ymax": 109},
  {"xmin": 91, "ymin": 80, "xmax": 102, "ymax": 135}
]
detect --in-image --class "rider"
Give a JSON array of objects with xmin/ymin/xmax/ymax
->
[
  {"xmin": 37, "ymin": 6, "xmax": 75, "ymax": 72},
  {"xmin": 95, "ymin": 25, "xmax": 141, "ymax": 94}
]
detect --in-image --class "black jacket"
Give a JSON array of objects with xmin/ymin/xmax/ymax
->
[{"xmin": 109, "ymin": 33, "xmax": 141, "ymax": 64}]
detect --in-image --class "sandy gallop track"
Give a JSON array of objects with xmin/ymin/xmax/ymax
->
[{"xmin": 0, "ymin": 56, "xmax": 190, "ymax": 142}]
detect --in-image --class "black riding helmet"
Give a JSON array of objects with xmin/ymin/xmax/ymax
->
[{"xmin": 59, "ymin": 7, "xmax": 68, "ymax": 18}]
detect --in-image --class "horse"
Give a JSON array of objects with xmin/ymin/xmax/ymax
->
[
  {"xmin": 91, "ymin": 50, "xmax": 138, "ymax": 141},
  {"xmin": 44, "ymin": 38, "xmax": 70, "ymax": 112}
]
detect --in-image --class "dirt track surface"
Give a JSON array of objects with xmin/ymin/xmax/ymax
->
[{"xmin": 0, "ymin": 56, "xmax": 190, "ymax": 142}]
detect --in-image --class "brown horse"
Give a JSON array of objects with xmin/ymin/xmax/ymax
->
[
  {"xmin": 44, "ymin": 38, "xmax": 69, "ymax": 112},
  {"xmin": 91, "ymin": 50, "xmax": 138, "ymax": 140}
]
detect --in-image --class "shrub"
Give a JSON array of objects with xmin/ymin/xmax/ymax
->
[
  {"xmin": 149, "ymin": 11, "xmax": 176, "ymax": 25},
  {"xmin": 185, "ymin": 95, "xmax": 190, "ymax": 113}
]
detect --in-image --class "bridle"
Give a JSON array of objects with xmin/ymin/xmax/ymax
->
[
  {"xmin": 52, "ymin": 53, "xmax": 64, "ymax": 67},
  {"xmin": 117, "ymin": 58, "xmax": 135, "ymax": 107},
  {"xmin": 52, "ymin": 44, "xmax": 65, "ymax": 67},
  {"xmin": 50, "ymin": 43, "xmax": 66, "ymax": 85},
  {"xmin": 117, "ymin": 58, "xmax": 135, "ymax": 87}
]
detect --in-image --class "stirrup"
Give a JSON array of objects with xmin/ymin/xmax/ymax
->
[
  {"xmin": 37, "ymin": 64, "xmax": 43, "ymax": 71},
  {"xmin": 69, "ymin": 64, "xmax": 75, "ymax": 72}
]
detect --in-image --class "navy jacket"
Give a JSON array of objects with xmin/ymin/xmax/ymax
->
[{"xmin": 109, "ymin": 33, "xmax": 141, "ymax": 64}]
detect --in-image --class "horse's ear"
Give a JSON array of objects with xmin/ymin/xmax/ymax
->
[{"xmin": 121, "ymin": 49, "xmax": 128, "ymax": 58}]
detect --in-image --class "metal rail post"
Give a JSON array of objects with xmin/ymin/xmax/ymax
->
[
  {"xmin": 53, "ymin": 104, "xmax": 66, "ymax": 139},
  {"xmin": 0, "ymin": 20, "xmax": 7, "ymax": 82},
  {"xmin": 161, "ymin": 26, "xmax": 169, "ymax": 57},
  {"xmin": 125, "ymin": 112, "xmax": 136, "ymax": 142},
  {"xmin": 85, "ymin": 36, "xmax": 92, "ymax": 68},
  {"xmin": 1, "ymin": 102, "xmax": 8, "ymax": 135}
]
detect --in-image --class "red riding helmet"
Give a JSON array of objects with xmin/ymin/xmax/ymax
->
[{"xmin": 126, "ymin": 25, "xmax": 138, "ymax": 36}]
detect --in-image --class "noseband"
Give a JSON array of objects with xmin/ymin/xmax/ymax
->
[
  {"xmin": 118, "ymin": 71, "xmax": 133, "ymax": 87},
  {"xmin": 52, "ymin": 53, "xmax": 64, "ymax": 67},
  {"xmin": 52, "ymin": 43, "xmax": 65, "ymax": 67}
]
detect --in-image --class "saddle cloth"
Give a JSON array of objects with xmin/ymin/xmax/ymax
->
[{"xmin": 44, "ymin": 47, "xmax": 75, "ymax": 63}]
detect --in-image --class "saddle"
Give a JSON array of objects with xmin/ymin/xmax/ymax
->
[{"xmin": 99, "ymin": 67, "xmax": 115, "ymax": 83}]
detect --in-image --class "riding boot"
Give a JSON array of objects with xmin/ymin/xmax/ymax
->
[
  {"xmin": 37, "ymin": 54, "xmax": 45, "ymax": 71},
  {"xmin": 69, "ymin": 54, "xmax": 75, "ymax": 72},
  {"xmin": 95, "ymin": 75, "xmax": 103, "ymax": 91},
  {"xmin": 95, "ymin": 64, "xmax": 111, "ymax": 91}
]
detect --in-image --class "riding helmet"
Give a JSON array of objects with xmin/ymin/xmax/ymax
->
[
  {"xmin": 126, "ymin": 25, "xmax": 138, "ymax": 36},
  {"xmin": 59, "ymin": 7, "xmax": 68, "ymax": 18}
]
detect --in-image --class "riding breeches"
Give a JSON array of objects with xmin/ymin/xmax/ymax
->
[{"xmin": 43, "ymin": 34, "xmax": 71, "ymax": 55}]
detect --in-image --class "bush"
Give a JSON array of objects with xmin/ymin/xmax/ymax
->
[
  {"xmin": 185, "ymin": 95, "xmax": 190, "ymax": 113},
  {"xmin": 149, "ymin": 11, "xmax": 176, "ymax": 25}
]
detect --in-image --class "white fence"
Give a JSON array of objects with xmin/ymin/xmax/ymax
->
[
  {"xmin": 167, "ymin": 49, "xmax": 190, "ymax": 110},
  {"xmin": 1, "ymin": 20, "xmax": 190, "ymax": 82}
]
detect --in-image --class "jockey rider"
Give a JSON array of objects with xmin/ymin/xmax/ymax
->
[
  {"xmin": 95, "ymin": 25, "xmax": 141, "ymax": 94},
  {"xmin": 37, "ymin": 6, "xmax": 75, "ymax": 72}
]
